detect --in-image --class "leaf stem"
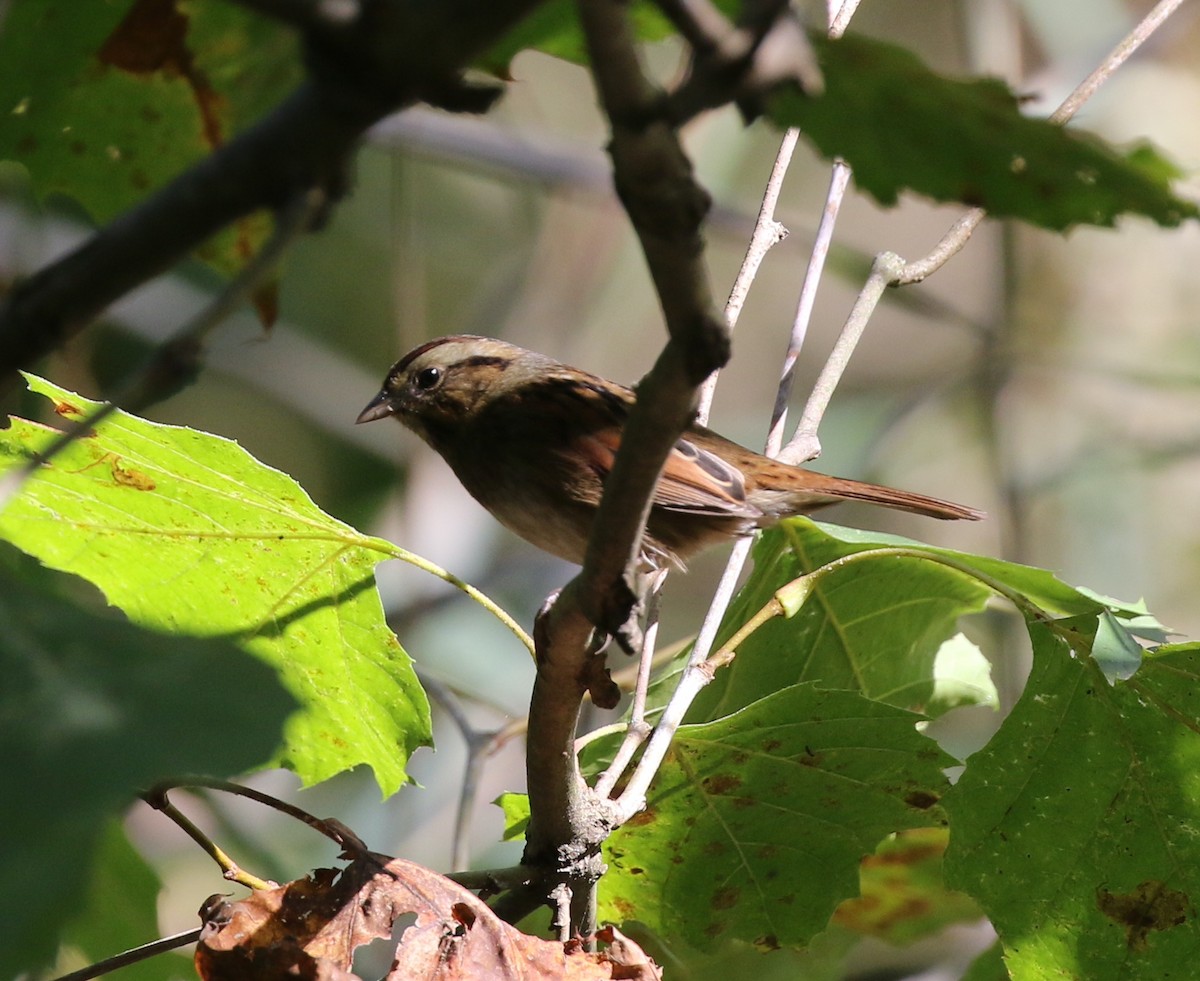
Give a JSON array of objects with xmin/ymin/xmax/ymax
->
[{"xmin": 380, "ymin": 543, "xmax": 535, "ymax": 656}]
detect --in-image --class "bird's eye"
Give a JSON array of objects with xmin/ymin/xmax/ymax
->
[{"xmin": 414, "ymin": 366, "xmax": 442, "ymax": 391}]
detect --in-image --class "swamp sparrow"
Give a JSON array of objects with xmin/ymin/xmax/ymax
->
[{"xmin": 357, "ymin": 336, "xmax": 983, "ymax": 567}]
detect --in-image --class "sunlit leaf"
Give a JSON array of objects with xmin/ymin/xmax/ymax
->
[{"xmin": 0, "ymin": 376, "xmax": 430, "ymax": 794}]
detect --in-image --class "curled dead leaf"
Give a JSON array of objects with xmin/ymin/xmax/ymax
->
[{"xmin": 195, "ymin": 855, "xmax": 659, "ymax": 980}]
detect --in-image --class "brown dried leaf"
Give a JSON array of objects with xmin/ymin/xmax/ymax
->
[{"xmin": 195, "ymin": 855, "xmax": 659, "ymax": 980}]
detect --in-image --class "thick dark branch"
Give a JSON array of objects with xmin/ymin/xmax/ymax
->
[
  {"xmin": 0, "ymin": 0, "xmax": 547, "ymax": 383},
  {"xmin": 520, "ymin": 0, "xmax": 733, "ymax": 940},
  {"xmin": 574, "ymin": 0, "xmax": 729, "ymax": 642},
  {"xmin": 520, "ymin": 0, "xmax": 820, "ymax": 938}
]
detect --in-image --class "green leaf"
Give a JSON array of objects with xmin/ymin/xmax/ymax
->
[
  {"xmin": 0, "ymin": 376, "xmax": 431, "ymax": 793},
  {"xmin": 0, "ymin": 560, "xmax": 294, "ymax": 979},
  {"xmin": 54, "ymin": 822, "xmax": 193, "ymax": 981},
  {"xmin": 482, "ymin": 0, "xmax": 737, "ymax": 75},
  {"xmin": 945, "ymin": 632, "xmax": 1200, "ymax": 979},
  {"xmin": 831, "ymin": 828, "xmax": 981, "ymax": 946},
  {"xmin": 771, "ymin": 33, "xmax": 1198, "ymax": 231},
  {"xmin": 687, "ymin": 519, "xmax": 992, "ymax": 723},
  {"xmin": 599, "ymin": 684, "xmax": 956, "ymax": 949},
  {"xmin": 927, "ymin": 632, "xmax": 999, "ymax": 715},
  {"xmin": 495, "ymin": 791, "xmax": 531, "ymax": 841},
  {"xmin": 960, "ymin": 942, "xmax": 1009, "ymax": 981},
  {"xmin": 0, "ymin": 0, "xmax": 301, "ymax": 277},
  {"xmin": 805, "ymin": 520, "xmax": 1149, "ymax": 621}
]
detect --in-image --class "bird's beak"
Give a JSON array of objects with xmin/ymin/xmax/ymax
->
[{"xmin": 356, "ymin": 391, "xmax": 394, "ymax": 424}]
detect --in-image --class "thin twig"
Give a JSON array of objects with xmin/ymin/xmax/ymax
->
[
  {"xmin": 447, "ymin": 865, "xmax": 536, "ymax": 892},
  {"xmin": 47, "ymin": 930, "xmax": 202, "ymax": 981},
  {"xmin": 767, "ymin": 160, "xmax": 851, "ymax": 455},
  {"xmin": 593, "ymin": 569, "xmax": 666, "ymax": 798},
  {"xmin": 145, "ymin": 777, "xmax": 373, "ymax": 857},
  {"xmin": 827, "ymin": 0, "xmax": 861, "ymax": 39},
  {"xmin": 419, "ymin": 673, "xmax": 506, "ymax": 872},
  {"xmin": 595, "ymin": 124, "xmax": 801, "ymax": 799},
  {"xmin": 1050, "ymin": 0, "xmax": 1187, "ymax": 125},
  {"xmin": 782, "ymin": 250, "xmax": 906, "ymax": 463},
  {"xmin": 613, "ymin": 0, "xmax": 860, "ymax": 821},
  {"xmin": 141, "ymin": 790, "xmax": 278, "ymax": 892},
  {"xmin": 697, "ymin": 128, "xmax": 799, "ymax": 423}
]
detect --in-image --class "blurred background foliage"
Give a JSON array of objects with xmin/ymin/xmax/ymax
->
[{"xmin": 2, "ymin": 0, "xmax": 1198, "ymax": 978}]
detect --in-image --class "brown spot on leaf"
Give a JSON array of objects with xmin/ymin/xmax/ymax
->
[
  {"xmin": 52, "ymin": 399, "xmax": 82, "ymax": 417},
  {"xmin": 97, "ymin": 0, "xmax": 226, "ymax": 150},
  {"xmin": 110, "ymin": 459, "xmax": 156, "ymax": 491},
  {"xmin": 904, "ymin": 790, "xmax": 940, "ymax": 810},
  {"xmin": 609, "ymin": 896, "xmax": 637, "ymax": 919},
  {"xmin": 711, "ymin": 886, "xmax": 740, "ymax": 910},
  {"xmin": 626, "ymin": 807, "xmax": 657, "ymax": 827},
  {"xmin": 1097, "ymin": 880, "xmax": 1192, "ymax": 950},
  {"xmin": 702, "ymin": 773, "xmax": 742, "ymax": 796}
]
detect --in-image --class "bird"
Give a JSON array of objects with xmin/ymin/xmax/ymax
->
[{"xmin": 357, "ymin": 335, "xmax": 983, "ymax": 567}]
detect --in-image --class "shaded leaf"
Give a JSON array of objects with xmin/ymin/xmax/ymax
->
[
  {"xmin": 0, "ymin": 0, "xmax": 300, "ymax": 279},
  {"xmin": 0, "ymin": 561, "xmax": 294, "ymax": 979},
  {"xmin": 55, "ymin": 822, "xmax": 193, "ymax": 981},
  {"xmin": 945, "ymin": 631, "xmax": 1200, "ymax": 979},
  {"xmin": 599, "ymin": 685, "xmax": 955, "ymax": 950},
  {"xmin": 771, "ymin": 33, "xmax": 1198, "ymax": 230},
  {"xmin": 960, "ymin": 942, "xmax": 1009, "ymax": 981},
  {"xmin": 831, "ymin": 828, "xmax": 982, "ymax": 946},
  {"xmin": 486, "ymin": 10, "xmax": 1196, "ymax": 231},
  {"xmin": 0, "ymin": 376, "xmax": 431, "ymax": 793}
]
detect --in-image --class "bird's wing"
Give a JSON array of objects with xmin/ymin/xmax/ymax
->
[{"xmin": 574, "ymin": 427, "xmax": 759, "ymax": 518}]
